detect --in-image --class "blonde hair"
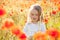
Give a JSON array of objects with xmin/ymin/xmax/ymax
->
[{"xmin": 27, "ymin": 4, "xmax": 43, "ymax": 22}]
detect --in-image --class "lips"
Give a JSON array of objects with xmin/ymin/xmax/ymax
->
[{"xmin": 33, "ymin": 18, "xmax": 36, "ymax": 20}]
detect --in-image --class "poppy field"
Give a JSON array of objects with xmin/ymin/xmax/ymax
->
[{"xmin": 0, "ymin": 0, "xmax": 60, "ymax": 40}]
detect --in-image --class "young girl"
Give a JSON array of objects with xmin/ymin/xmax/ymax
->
[{"xmin": 23, "ymin": 4, "xmax": 46, "ymax": 40}]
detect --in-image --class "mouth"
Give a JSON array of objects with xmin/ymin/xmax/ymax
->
[
  {"xmin": 32, "ymin": 18, "xmax": 38, "ymax": 21},
  {"xmin": 33, "ymin": 18, "xmax": 36, "ymax": 20}
]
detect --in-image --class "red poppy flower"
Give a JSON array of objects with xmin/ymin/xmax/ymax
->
[
  {"xmin": 52, "ymin": 10, "xmax": 56, "ymax": 15},
  {"xmin": 50, "ymin": 0, "xmax": 59, "ymax": 3},
  {"xmin": 58, "ymin": 6, "xmax": 60, "ymax": 11},
  {"xmin": 33, "ymin": 32, "xmax": 47, "ymax": 40},
  {"xmin": 3, "ymin": 19, "xmax": 14, "ymax": 29},
  {"xmin": 43, "ymin": 18, "xmax": 48, "ymax": 24},
  {"xmin": 5, "ymin": 21, "xmax": 14, "ymax": 28},
  {"xmin": 12, "ymin": 28, "xmax": 21, "ymax": 36},
  {"xmin": 19, "ymin": 33, "xmax": 26, "ymax": 40},
  {"xmin": 0, "ymin": 8, "xmax": 6, "ymax": 17},
  {"xmin": 2, "ymin": 19, "xmax": 14, "ymax": 29},
  {"xmin": 21, "ymin": 9, "xmax": 23, "ymax": 12},
  {"xmin": 43, "ymin": 0, "xmax": 46, "ymax": 4},
  {"xmin": 36, "ymin": 34, "xmax": 46, "ymax": 40},
  {"xmin": 9, "ymin": 13, "xmax": 12, "ymax": 16},
  {"xmin": 47, "ymin": 28, "xmax": 59, "ymax": 38},
  {"xmin": 1, "ymin": 26, "xmax": 6, "ymax": 30}
]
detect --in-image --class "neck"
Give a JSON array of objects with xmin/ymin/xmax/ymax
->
[{"xmin": 31, "ymin": 21, "xmax": 38, "ymax": 24}]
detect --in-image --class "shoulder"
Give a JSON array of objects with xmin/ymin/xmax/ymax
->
[
  {"xmin": 39, "ymin": 22, "xmax": 46, "ymax": 28},
  {"xmin": 24, "ymin": 22, "xmax": 31, "ymax": 27},
  {"xmin": 41, "ymin": 22, "xmax": 45, "ymax": 25},
  {"xmin": 23, "ymin": 23, "xmax": 30, "ymax": 31},
  {"xmin": 39, "ymin": 22, "xmax": 45, "ymax": 26},
  {"xmin": 40, "ymin": 22, "xmax": 46, "ymax": 32}
]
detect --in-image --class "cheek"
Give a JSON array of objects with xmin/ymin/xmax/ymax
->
[
  {"xmin": 36, "ymin": 16, "xmax": 39, "ymax": 19},
  {"xmin": 29, "ymin": 15, "xmax": 33, "ymax": 20},
  {"xmin": 30, "ymin": 14, "xmax": 34, "ymax": 18},
  {"xmin": 30, "ymin": 14, "xmax": 39, "ymax": 20},
  {"xmin": 30, "ymin": 15, "xmax": 32, "ymax": 18}
]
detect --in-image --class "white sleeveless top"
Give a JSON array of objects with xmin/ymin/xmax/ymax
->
[{"xmin": 23, "ymin": 22, "xmax": 46, "ymax": 37}]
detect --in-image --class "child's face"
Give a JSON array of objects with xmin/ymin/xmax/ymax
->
[{"xmin": 30, "ymin": 9, "xmax": 39, "ymax": 22}]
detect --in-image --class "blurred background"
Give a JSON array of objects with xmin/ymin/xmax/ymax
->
[{"xmin": 0, "ymin": 0, "xmax": 60, "ymax": 40}]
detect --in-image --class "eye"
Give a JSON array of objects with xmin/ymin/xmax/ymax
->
[
  {"xmin": 36, "ymin": 14, "xmax": 38, "ymax": 16},
  {"xmin": 31, "ymin": 13, "xmax": 34, "ymax": 15}
]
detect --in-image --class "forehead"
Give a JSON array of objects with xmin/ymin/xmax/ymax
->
[{"xmin": 30, "ymin": 9, "xmax": 38, "ymax": 14}]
